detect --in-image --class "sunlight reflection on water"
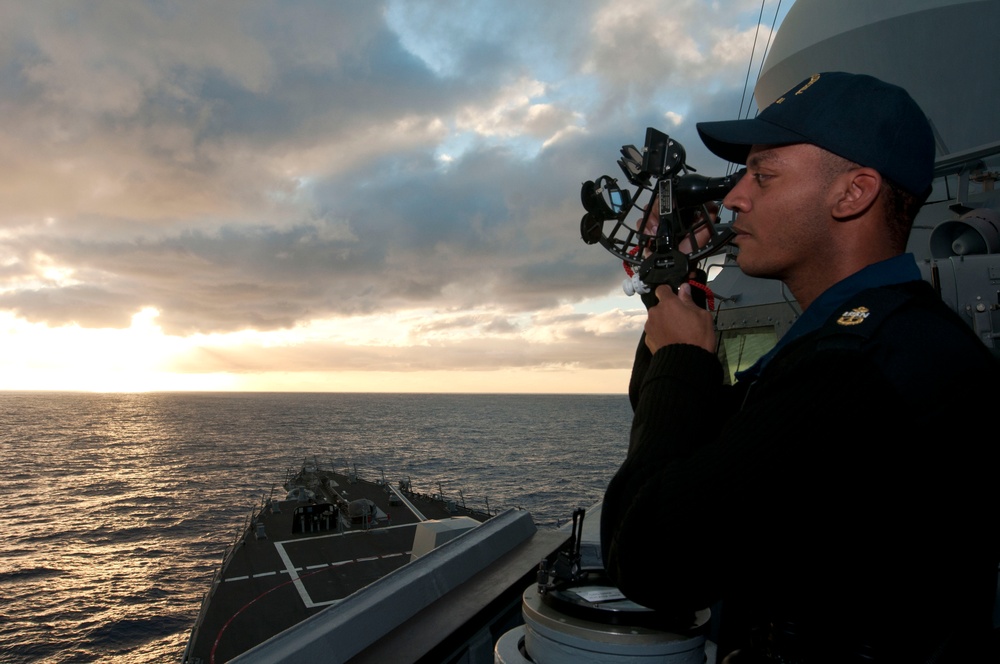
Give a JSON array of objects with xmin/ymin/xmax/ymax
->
[{"xmin": 0, "ymin": 391, "xmax": 630, "ymax": 663}]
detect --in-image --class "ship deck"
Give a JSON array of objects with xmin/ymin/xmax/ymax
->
[{"xmin": 184, "ymin": 465, "xmax": 492, "ymax": 664}]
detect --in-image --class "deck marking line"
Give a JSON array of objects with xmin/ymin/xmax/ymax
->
[
  {"xmin": 388, "ymin": 484, "xmax": 428, "ymax": 521},
  {"xmin": 271, "ymin": 521, "xmax": 414, "ymax": 547},
  {"xmin": 222, "ymin": 551, "xmax": 415, "ymax": 583},
  {"xmin": 274, "ymin": 542, "xmax": 316, "ymax": 608},
  {"xmin": 211, "ymin": 564, "xmax": 341, "ymax": 660}
]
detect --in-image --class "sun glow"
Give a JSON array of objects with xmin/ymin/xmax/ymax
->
[
  {"xmin": 0, "ymin": 309, "xmax": 239, "ymax": 393},
  {"xmin": 0, "ymin": 303, "xmax": 637, "ymax": 394}
]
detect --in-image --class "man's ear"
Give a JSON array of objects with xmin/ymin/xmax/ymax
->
[{"xmin": 831, "ymin": 168, "xmax": 881, "ymax": 220}]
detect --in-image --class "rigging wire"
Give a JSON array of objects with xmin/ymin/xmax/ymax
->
[
  {"xmin": 727, "ymin": 0, "xmax": 784, "ymax": 178},
  {"xmin": 742, "ymin": 0, "xmax": 784, "ymax": 120},
  {"xmin": 742, "ymin": 0, "xmax": 785, "ymax": 120},
  {"xmin": 735, "ymin": 0, "xmax": 769, "ymax": 124},
  {"xmin": 755, "ymin": 0, "xmax": 783, "ymax": 98}
]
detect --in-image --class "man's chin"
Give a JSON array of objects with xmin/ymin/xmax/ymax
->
[{"xmin": 734, "ymin": 255, "xmax": 772, "ymax": 280}]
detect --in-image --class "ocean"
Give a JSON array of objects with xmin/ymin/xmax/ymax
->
[{"xmin": 0, "ymin": 391, "xmax": 632, "ymax": 663}]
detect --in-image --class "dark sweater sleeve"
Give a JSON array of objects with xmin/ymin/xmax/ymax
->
[
  {"xmin": 627, "ymin": 333, "xmax": 651, "ymax": 411},
  {"xmin": 601, "ymin": 342, "xmax": 729, "ymax": 611},
  {"xmin": 600, "ymin": 341, "xmax": 885, "ymax": 615}
]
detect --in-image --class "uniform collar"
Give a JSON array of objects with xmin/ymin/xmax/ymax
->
[{"xmin": 734, "ymin": 253, "xmax": 921, "ymax": 382}]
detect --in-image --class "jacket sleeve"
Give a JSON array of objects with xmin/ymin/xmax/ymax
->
[
  {"xmin": 601, "ymin": 342, "xmax": 729, "ymax": 611},
  {"xmin": 627, "ymin": 332, "xmax": 652, "ymax": 411},
  {"xmin": 600, "ymin": 340, "xmax": 886, "ymax": 614}
]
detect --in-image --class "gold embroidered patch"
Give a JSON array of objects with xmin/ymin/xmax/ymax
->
[
  {"xmin": 837, "ymin": 306, "xmax": 870, "ymax": 326},
  {"xmin": 794, "ymin": 73, "xmax": 822, "ymax": 96},
  {"xmin": 773, "ymin": 73, "xmax": 821, "ymax": 105}
]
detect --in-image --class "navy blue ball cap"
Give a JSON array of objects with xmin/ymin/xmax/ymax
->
[{"xmin": 696, "ymin": 71, "xmax": 935, "ymax": 196}]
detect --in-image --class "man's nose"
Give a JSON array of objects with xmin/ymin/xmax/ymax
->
[{"xmin": 722, "ymin": 178, "xmax": 749, "ymax": 214}]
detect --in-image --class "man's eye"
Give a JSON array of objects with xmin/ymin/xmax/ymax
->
[{"xmin": 752, "ymin": 173, "xmax": 772, "ymax": 184}]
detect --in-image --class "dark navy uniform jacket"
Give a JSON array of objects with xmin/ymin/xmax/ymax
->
[{"xmin": 604, "ymin": 253, "xmax": 1000, "ymax": 663}]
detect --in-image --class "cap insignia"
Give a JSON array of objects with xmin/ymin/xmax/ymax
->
[
  {"xmin": 794, "ymin": 74, "xmax": 821, "ymax": 96},
  {"xmin": 773, "ymin": 73, "xmax": 822, "ymax": 105}
]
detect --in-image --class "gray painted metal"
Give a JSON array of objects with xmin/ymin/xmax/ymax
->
[
  {"xmin": 231, "ymin": 508, "xmax": 537, "ymax": 664},
  {"xmin": 757, "ymin": 0, "xmax": 1000, "ymax": 160}
]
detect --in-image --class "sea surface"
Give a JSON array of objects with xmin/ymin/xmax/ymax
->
[{"xmin": 0, "ymin": 391, "xmax": 632, "ymax": 663}]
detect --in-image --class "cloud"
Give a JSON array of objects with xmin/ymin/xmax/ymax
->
[{"xmin": 0, "ymin": 0, "xmax": 790, "ymax": 391}]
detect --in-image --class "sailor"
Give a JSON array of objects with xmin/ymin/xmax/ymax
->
[{"xmin": 600, "ymin": 71, "xmax": 1000, "ymax": 663}]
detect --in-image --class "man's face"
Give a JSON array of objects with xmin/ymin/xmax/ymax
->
[{"xmin": 722, "ymin": 143, "xmax": 834, "ymax": 280}]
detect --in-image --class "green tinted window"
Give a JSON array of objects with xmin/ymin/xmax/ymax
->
[{"xmin": 717, "ymin": 327, "xmax": 778, "ymax": 385}]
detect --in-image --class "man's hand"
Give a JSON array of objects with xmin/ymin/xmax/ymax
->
[{"xmin": 644, "ymin": 283, "xmax": 717, "ymax": 354}]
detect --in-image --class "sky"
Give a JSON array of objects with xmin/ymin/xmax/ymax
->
[{"xmin": 0, "ymin": 0, "xmax": 793, "ymax": 394}]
